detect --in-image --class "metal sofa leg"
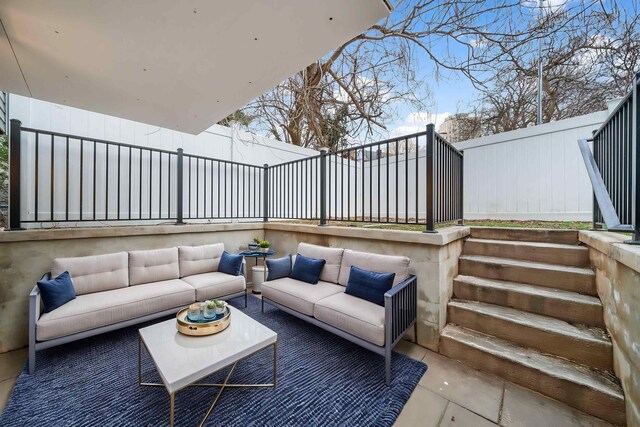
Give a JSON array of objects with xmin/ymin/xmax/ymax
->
[
  {"xmin": 385, "ymin": 343, "xmax": 392, "ymax": 386},
  {"xmin": 261, "ymin": 297, "xmax": 264, "ymax": 313},
  {"xmin": 245, "ymin": 290, "xmax": 248, "ymax": 308},
  {"xmin": 29, "ymin": 345, "xmax": 35, "ymax": 374},
  {"xmin": 414, "ymin": 321, "xmax": 418, "ymax": 343},
  {"xmin": 384, "ymin": 342, "xmax": 392, "ymax": 386}
]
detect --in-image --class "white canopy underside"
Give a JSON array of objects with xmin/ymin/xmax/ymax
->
[{"xmin": 0, "ymin": 0, "xmax": 390, "ymax": 134}]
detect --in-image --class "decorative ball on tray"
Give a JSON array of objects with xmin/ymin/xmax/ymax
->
[{"xmin": 187, "ymin": 300, "xmax": 228, "ymax": 322}]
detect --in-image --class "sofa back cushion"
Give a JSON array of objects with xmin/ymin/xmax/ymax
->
[
  {"xmin": 297, "ymin": 242, "xmax": 344, "ymax": 284},
  {"xmin": 129, "ymin": 247, "xmax": 180, "ymax": 285},
  {"xmin": 52, "ymin": 252, "xmax": 129, "ymax": 295},
  {"xmin": 178, "ymin": 243, "xmax": 224, "ymax": 277},
  {"xmin": 338, "ymin": 249, "xmax": 410, "ymax": 287}
]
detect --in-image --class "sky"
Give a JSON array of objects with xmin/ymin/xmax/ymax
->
[
  {"xmin": 386, "ymin": 73, "xmax": 478, "ymax": 138},
  {"xmin": 382, "ymin": 0, "xmax": 574, "ymax": 139}
]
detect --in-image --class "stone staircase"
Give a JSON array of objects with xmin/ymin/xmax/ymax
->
[{"xmin": 439, "ymin": 227, "xmax": 626, "ymax": 426}]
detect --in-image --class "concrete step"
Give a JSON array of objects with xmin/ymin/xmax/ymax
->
[
  {"xmin": 453, "ymin": 275, "xmax": 604, "ymax": 327},
  {"xmin": 458, "ymin": 255, "xmax": 596, "ymax": 295},
  {"xmin": 439, "ymin": 325, "xmax": 626, "ymax": 426},
  {"xmin": 470, "ymin": 227, "xmax": 579, "ymax": 245},
  {"xmin": 447, "ymin": 300, "xmax": 613, "ymax": 371},
  {"xmin": 463, "ymin": 238, "xmax": 590, "ymax": 267}
]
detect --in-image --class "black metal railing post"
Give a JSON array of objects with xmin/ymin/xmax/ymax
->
[
  {"xmin": 591, "ymin": 129, "xmax": 603, "ymax": 231},
  {"xmin": 176, "ymin": 147, "xmax": 184, "ymax": 224},
  {"xmin": 424, "ymin": 124, "xmax": 435, "ymax": 233},
  {"xmin": 459, "ymin": 150, "xmax": 465, "ymax": 225},
  {"xmin": 319, "ymin": 149, "xmax": 327, "ymax": 226},
  {"xmin": 263, "ymin": 163, "xmax": 269, "ymax": 222},
  {"xmin": 9, "ymin": 119, "xmax": 22, "ymax": 230},
  {"xmin": 632, "ymin": 72, "xmax": 640, "ymax": 243}
]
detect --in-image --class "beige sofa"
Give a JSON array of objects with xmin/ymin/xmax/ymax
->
[
  {"xmin": 262, "ymin": 243, "xmax": 417, "ymax": 385},
  {"xmin": 29, "ymin": 243, "xmax": 246, "ymax": 373}
]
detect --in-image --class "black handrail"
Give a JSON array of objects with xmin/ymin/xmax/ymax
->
[{"xmin": 588, "ymin": 72, "xmax": 640, "ymax": 244}]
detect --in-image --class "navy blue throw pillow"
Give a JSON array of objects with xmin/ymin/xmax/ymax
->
[
  {"xmin": 345, "ymin": 266, "xmax": 396, "ymax": 306},
  {"xmin": 37, "ymin": 271, "xmax": 76, "ymax": 313},
  {"xmin": 289, "ymin": 254, "xmax": 326, "ymax": 284},
  {"xmin": 218, "ymin": 251, "xmax": 244, "ymax": 276},
  {"xmin": 266, "ymin": 255, "xmax": 292, "ymax": 281}
]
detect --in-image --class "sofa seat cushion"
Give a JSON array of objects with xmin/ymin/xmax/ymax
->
[
  {"xmin": 263, "ymin": 277, "xmax": 343, "ymax": 316},
  {"xmin": 181, "ymin": 272, "xmax": 246, "ymax": 301},
  {"xmin": 36, "ymin": 279, "xmax": 194, "ymax": 341},
  {"xmin": 314, "ymin": 292, "xmax": 385, "ymax": 346},
  {"xmin": 52, "ymin": 252, "xmax": 129, "ymax": 295}
]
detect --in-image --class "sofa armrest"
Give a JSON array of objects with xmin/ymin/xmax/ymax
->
[
  {"xmin": 30, "ymin": 273, "xmax": 48, "ymax": 323},
  {"xmin": 384, "ymin": 275, "xmax": 417, "ymax": 345},
  {"xmin": 241, "ymin": 259, "xmax": 247, "ymax": 277}
]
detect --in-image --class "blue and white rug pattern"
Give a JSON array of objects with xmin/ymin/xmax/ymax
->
[{"xmin": 0, "ymin": 296, "xmax": 427, "ymax": 426}]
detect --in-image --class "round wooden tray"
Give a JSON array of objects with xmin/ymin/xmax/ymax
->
[{"xmin": 176, "ymin": 306, "xmax": 231, "ymax": 336}]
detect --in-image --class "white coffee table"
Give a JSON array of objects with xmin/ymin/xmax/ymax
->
[{"xmin": 138, "ymin": 306, "xmax": 277, "ymax": 427}]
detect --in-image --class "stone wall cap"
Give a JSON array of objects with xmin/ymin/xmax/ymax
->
[
  {"xmin": 263, "ymin": 222, "xmax": 470, "ymax": 246},
  {"xmin": 0, "ymin": 222, "xmax": 264, "ymax": 243},
  {"xmin": 580, "ymin": 230, "xmax": 640, "ymax": 273}
]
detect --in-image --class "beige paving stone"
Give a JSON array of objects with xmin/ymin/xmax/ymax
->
[
  {"xmin": 0, "ymin": 378, "xmax": 18, "ymax": 413},
  {"xmin": 394, "ymin": 385, "xmax": 448, "ymax": 427},
  {"xmin": 0, "ymin": 348, "xmax": 27, "ymax": 382},
  {"xmin": 395, "ymin": 340, "xmax": 428, "ymax": 361},
  {"xmin": 500, "ymin": 382, "xmax": 613, "ymax": 427},
  {"xmin": 439, "ymin": 402, "xmax": 498, "ymax": 427},
  {"xmin": 420, "ymin": 349, "xmax": 504, "ymax": 422}
]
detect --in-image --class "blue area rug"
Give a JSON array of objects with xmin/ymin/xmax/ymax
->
[{"xmin": 0, "ymin": 296, "xmax": 427, "ymax": 426}]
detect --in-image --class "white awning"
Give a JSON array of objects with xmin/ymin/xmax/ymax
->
[{"xmin": 0, "ymin": 1, "xmax": 391, "ymax": 134}]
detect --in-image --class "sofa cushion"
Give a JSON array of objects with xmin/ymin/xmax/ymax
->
[
  {"xmin": 129, "ymin": 247, "xmax": 180, "ymax": 286},
  {"xmin": 36, "ymin": 279, "xmax": 194, "ymax": 341},
  {"xmin": 181, "ymin": 272, "xmax": 246, "ymax": 301},
  {"xmin": 37, "ymin": 271, "xmax": 76, "ymax": 313},
  {"xmin": 51, "ymin": 252, "xmax": 129, "ymax": 295},
  {"xmin": 266, "ymin": 255, "xmax": 292, "ymax": 281},
  {"xmin": 218, "ymin": 251, "xmax": 244, "ymax": 276},
  {"xmin": 298, "ymin": 243, "xmax": 344, "ymax": 284},
  {"xmin": 289, "ymin": 254, "xmax": 326, "ymax": 284},
  {"xmin": 338, "ymin": 249, "xmax": 410, "ymax": 287},
  {"xmin": 178, "ymin": 243, "xmax": 224, "ymax": 277},
  {"xmin": 262, "ymin": 277, "xmax": 343, "ymax": 316},
  {"xmin": 314, "ymin": 292, "xmax": 385, "ymax": 346},
  {"xmin": 345, "ymin": 266, "xmax": 395, "ymax": 306}
]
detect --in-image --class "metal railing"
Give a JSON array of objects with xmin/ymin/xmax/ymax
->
[
  {"xmin": 264, "ymin": 124, "xmax": 463, "ymax": 232},
  {"xmin": 267, "ymin": 155, "xmax": 322, "ymax": 221},
  {"xmin": 587, "ymin": 72, "xmax": 640, "ymax": 243},
  {"xmin": 8, "ymin": 120, "xmax": 265, "ymax": 228},
  {"xmin": 8, "ymin": 120, "xmax": 463, "ymax": 232}
]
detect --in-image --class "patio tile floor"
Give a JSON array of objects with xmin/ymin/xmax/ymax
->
[
  {"xmin": 395, "ymin": 341, "xmax": 614, "ymax": 427},
  {"xmin": 0, "ymin": 334, "xmax": 615, "ymax": 426},
  {"xmin": 0, "ymin": 348, "xmax": 25, "ymax": 413}
]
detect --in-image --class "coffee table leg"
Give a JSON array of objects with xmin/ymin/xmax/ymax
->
[
  {"xmin": 138, "ymin": 334, "xmax": 142, "ymax": 385},
  {"xmin": 273, "ymin": 341, "xmax": 277, "ymax": 388},
  {"xmin": 169, "ymin": 393, "xmax": 175, "ymax": 427}
]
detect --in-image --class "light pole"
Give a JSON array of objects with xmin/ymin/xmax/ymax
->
[{"xmin": 537, "ymin": 0, "xmax": 544, "ymax": 125}]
